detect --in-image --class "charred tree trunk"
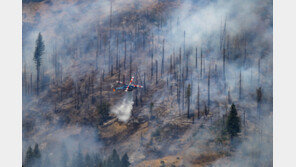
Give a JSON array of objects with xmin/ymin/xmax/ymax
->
[
  {"xmin": 23, "ymin": 64, "xmax": 27, "ymax": 95},
  {"xmin": 96, "ymin": 27, "xmax": 99, "ymax": 70},
  {"xmin": 258, "ymin": 58, "xmax": 261, "ymax": 87},
  {"xmin": 223, "ymin": 47, "xmax": 226, "ymax": 81},
  {"xmin": 36, "ymin": 68, "xmax": 40, "ymax": 96},
  {"xmin": 200, "ymin": 49, "xmax": 203, "ymax": 78},
  {"xmin": 30, "ymin": 73, "xmax": 33, "ymax": 95},
  {"xmin": 124, "ymin": 33, "xmax": 127, "ymax": 69},
  {"xmin": 207, "ymin": 66, "xmax": 211, "ymax": 113},
  {"xmin": 177, "ymin": 75, "xmax": 181, "ymax": 115},
  {"xmin": 195, "ymin": 47, "xmax": 198, "ymax": 69},
  {"xmin": 239, "ymin": 71, "xmax": 242, "ymax": 100},
  {"xmin": 155, "ymin": 60, "xmax": 158, "ymax": 85},
  {"xmin": 130, "ymin": 48, "xmax": 133, "ymax": 80},
  {"xmin": 108, "ymin": 2, "xmax": 112, "ymax": 74},
  {"xmin": 161, "ymin": 39, "xmax": 165, "ymax": 77},
  {"xmin": 186, "ymin": 84, "xmax": 191, "ymax": 119},
  {"xmin": 144, "ymin": 73, "xmax": 146, "ymax": 92},
  {"xmin": 116, "ymin": 33, "xmax": 119, "ymax": 70},
  {"xmin": 197, "ymin": 82, "xmax": 200, "ymax": 119}
]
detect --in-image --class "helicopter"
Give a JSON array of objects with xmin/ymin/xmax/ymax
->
[{"xmin": 112, "ymin": 76, "xmax": 143, "ymax": 92}]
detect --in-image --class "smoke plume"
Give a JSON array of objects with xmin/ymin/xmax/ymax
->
[{"xmin": 111, "ymin": 93, "xmax": 134, "ymax": 122}]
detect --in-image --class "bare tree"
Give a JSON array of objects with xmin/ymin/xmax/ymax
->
[
  {"xmin": 124, "ymin": 32, "xmax": 127, "ymax": 69},
  {"xmin": 161, "ymin": 39, "xmax": 165, "ymax": 77},
  {"xmin": 155, "ymin": 60, "xmax": 158, "ymax": 84},
  {"xmin": 195, "ymin": 47, "xmax": 198, "ymax": 69},
  {"xmin": 207, "ymin": 66, "xmax": 211, "ymax": 111},
  {"xmin": 186, "ymin": 84, "xmax": 191, "ymax": 119},
  {"xmin": 239, "ymin": 71, "xmax": 242, "ymax": 99},
  {"xmin": 196, "ymin": 82, "xmax": 200, "ymax": 119},
  {"xmin": 200, "ymin": 49, "xmax": 203, "ymax": 78}
]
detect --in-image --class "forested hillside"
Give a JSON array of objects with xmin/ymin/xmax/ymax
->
[{"xmin": 22, "ymin": 0, "xmax": 273, "ymax": 166}]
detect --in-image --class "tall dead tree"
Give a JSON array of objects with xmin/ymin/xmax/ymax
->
[
  {"xmin": 143, "ymin": 73, "xmax": 146, "ymax": 92},
  {"xmin": 184, "ymin": 31, "xmax": 189, "ymax": 80},
  {"xmin": 239, "ymin": 71, "xmax": 242, "ymax": 100},
  {"xmin": 207, "ymin": 65, "xmax": 211, "ymax": 112},
  {"xmin": 96, "ymin": 27, "xmax": 99, "ymax": 70},
  {"xmin": 182, "ymin": 75, "xmax": 185, "ymax": 110},
  {"xmin": 99, "ymin": 79, "xmax": 103, "ymax": 105},
  {"xmin": 161, "ymin": 39, "xmax": 165, "ymax": 77},
  {"xmin": 179, "ymin": 47, "xmax": 182, "ymax": 81},
  {"xmin": 151, "ymin": 52, "xmax": 154, "ymax": 78},
  {"xmin": 223, "ymin": 44, "xmax": 226, "ymax": 80},
  {"xmin": 183, "ymin": 31, "xmax": 186, "ymax": 59},
  {"xmin": 116, "ymin": 33, "xmax": 119, "ymax": 70},
  {"xmin": 196, "ymin": 82, "xmax": 200, "ymax": 119},
  {"xmin": 177, "ymin": 75, "xmax": 181, "ymax": 115},
  {"xmin": 122, "ymin": 75, "xmax": 125, "ymax": 84},
  {"xmin": 118, "ymin": 65, "xmax": 121, "ymax": 82},
  {"xmin": 99, "ymin": 32, "xmax": 102, "ymax": 54},
  {"xmin": 228, "ymin": 87, "xmax": 232, "ymax": 104},
  {"xmin": 129, "ymin": 47, "xmax": 132, "ymax": 80},
  {"xmin": 258, "ymin": 58, "xmax": 261, "ymax": 87},
  {"xmin": 23, "ymin": 63, "xmax": 27, "ymax": 95},
  {"xmin": 200, "ymin": 49, "xmax": 203, "ymax": 78},
  {"xmin": 243, "ymin": 33, "xmax": 247, "ymax": 67},
  {"xmin": 108, "ymin": 39, "xmax": 111, "ymax": 74},
  {"xmin": 30, "ymin": 73, "xmax": 33, "ymax": 94},
  {"xmin": 155, "ymin": 60, "xmax": 158, "ymax": 85},
  {"xmin": 108, "ymin": 1, "xmax": 112, "ymax": 74},
  {"xmin": 222, "ymin": 19, "xmax": 227, "ymax": 81},
  {"xmin": 186, "ymin": 84, "xmax": 191, "ymax": 119},
  {"xmin": 170, "ymin": 54, "xmax": 172, "ymax": 74},
  {"xmin": 124, "ymin": 32, "xmax": 127, "ymax": 69},
  {"xmin": 195, "ymin": 47, "xmax": 198, "ymax": 69},
  {"xmin": 256, "ymin": 87, "xmax": 263, "ymax": 143}
]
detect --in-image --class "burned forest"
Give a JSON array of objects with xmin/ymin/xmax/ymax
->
[{"xmin": 22, "ymin": 0, "xmax": 273, "ymax": 166}]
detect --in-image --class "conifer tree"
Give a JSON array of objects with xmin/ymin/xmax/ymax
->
[
  {"xmin": 33, "ymin": 144, "xmax": 41, "ymax": 167},
  {"xmin": 33, "ymin": 32, "xmax": 45, "ymax": 96},
  {"xmin": 121, "ymin": 153, "xmax": 130, "ymax": 167},
  {"xmin": 109, "ymin": 149, "xmax": 121, "ymax": 167},
  {"xmin": 226, "ymin": 104, "xmax": 241, "ymax": 139},
  {"xmin": 25, "ymin": 146, "xmax": 33, "ymax": 167}
]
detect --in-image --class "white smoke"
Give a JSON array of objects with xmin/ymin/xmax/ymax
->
[{"xmin": 111, "ymin": 93, "xmax": 134, "ymax": 122}]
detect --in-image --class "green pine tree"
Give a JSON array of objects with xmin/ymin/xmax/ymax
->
[
  {"xmin": 24, "ymin": 146, "xmax": 33, "ymax": 167},
  {"xmin": 33, "ymin": 32, "xmax": 45, "ymax": 96},
  {"xmin": 33, "ymin": 143, "xmax": 41, "ymax": 167},
  {"xmin": 121, "ymin": 153, "xmax": 130, "ymax": 167},
  {"xmin": 109, "ymin": 149, "xmax": 121, "ymax": 167},
  {"xmin": 226, "ymin": 104, "xmax": 241, "ymax": 139}
]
